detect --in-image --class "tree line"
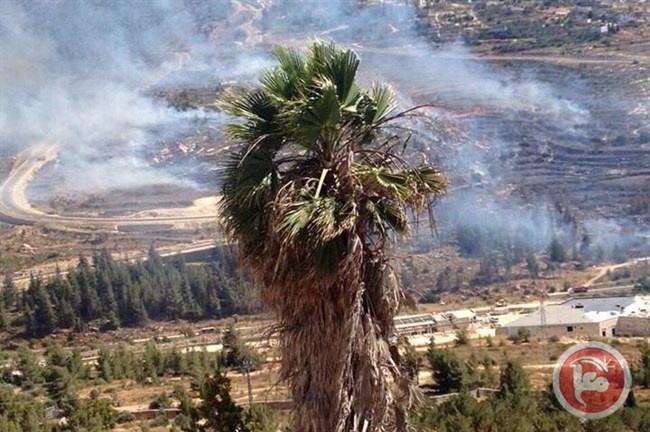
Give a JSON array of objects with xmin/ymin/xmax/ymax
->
[
  {"xmin": 0, "ymin": 339, "xmax": 275, "ymax": 432},
  {"xmin": 416, "ymin": 341, "xmax": 650, "ymax": 432},
  {"xmin": 0, "ymin": 319, "xmax": 274, "ymax": 432},
  {"xmin": 1, "ymin": 246, "xmax": 258, "ymax": 337}
]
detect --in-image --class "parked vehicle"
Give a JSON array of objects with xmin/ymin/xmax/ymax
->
[{"xmin": 571, "ymin": 285, "xmax": 589, "ymax": 293}]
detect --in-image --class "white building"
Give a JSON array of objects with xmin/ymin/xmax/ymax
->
[{"xmin": 496, "ymin": 295, "xmax": 650, "ymax": 338}]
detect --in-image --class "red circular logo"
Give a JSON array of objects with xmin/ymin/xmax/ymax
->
[{"xmin": 553, "ymin": 342, "xmax": 631, "ymax": 420}]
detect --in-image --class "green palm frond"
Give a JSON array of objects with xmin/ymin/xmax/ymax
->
[
  {"xmin": 259, "ymin": 68, "xmax": 294, "ymax": 100},
  {"xmin": 323, "ymin": 47, "xmax": 360, "ymax": 106},
  {"xmin": 219, "ymin": 88, "xmax": 278, "ymax": 141},
  {"xmin": 290, "ymin": 78, "xmax": 341, "ymax": 149},
  {"xmin": 368, "ymin": 84, "xmax": 397, "ymax": 124},
  {"xmin": 259, "ymin": 46, "xmax": 309, "ymax": 101},
  {"xmin": 365, "ymin": 198, "xmax": 408, "ymax": 237},
  {"xmin": 277, "ymin": 191, "xmax": 356, "ymax": 274},
  {"xmin": 305, "ymin": 40, "xmax": 337, "ymax": 77},
  {"xmin": 354, "ymin": 164, "xmax": 447, "ymax": 209},
  {"xmin": 279, "ymin": 192, "xmax": 352, "ymax": 244},
  {"xmin": 273, "ymin": 45, "xmax": 307, "ymax": 77},
  {"xmin": 415, "ymin": 166, "xmax": 448, "ymax": 195}
]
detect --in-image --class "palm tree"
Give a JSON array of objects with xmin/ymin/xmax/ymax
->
[{"xmin": 219, "ymin": 41, "xmax": 447, "ymax": 432}]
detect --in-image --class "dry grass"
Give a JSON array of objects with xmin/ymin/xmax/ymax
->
[{"xmin": 78, "ymin": 379, "xmax": 191, "ymax": 410}]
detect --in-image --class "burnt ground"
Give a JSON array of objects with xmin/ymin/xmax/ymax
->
[{"xmin": 360, "ymin": 51, "xmax": 650, "ymax": 227}]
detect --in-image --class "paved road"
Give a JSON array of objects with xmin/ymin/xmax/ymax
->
[
  {"xmin": 10, "ymin": 239, "xmax": 221, "ymax": 288},
  {"xmin": 0, "ymin": 145, "xmax": 217, "ymax": 227},
  {"xmin": 549, "ymin": 283, "xmax": 636, "ymax": 297}
]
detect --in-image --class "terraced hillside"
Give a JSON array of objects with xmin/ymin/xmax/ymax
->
[{"xmin": 359, "ymin": 49, "xmax": 650, "ymax": 226}]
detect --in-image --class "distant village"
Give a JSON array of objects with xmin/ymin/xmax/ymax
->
[{"xmin": 411, "ymin": 0, "xmax": 650, "ymax": 51}]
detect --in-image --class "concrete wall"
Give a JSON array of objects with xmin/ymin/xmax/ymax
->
[
  {"xmin": 497, "ymin": 321, "xmax": 606, "ymax": 339},
  {"xmin": 616, "ymin": 316, "xmax": 650, "ymax": 336},
  {"xmin": 598, "ymin": 317, "xmax": 619, "ymax": 337}
]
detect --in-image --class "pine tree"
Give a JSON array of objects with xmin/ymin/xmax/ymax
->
[
  {"xmin": 633, "ymin": 341, "xmax": 650, "ymax": 388},
  {"xmin": 143, "ymin": 342, "xmax": 163, "ymax": 379},
  {"xmin": 166, "ymin": 349, "xmax": 187, "ymax": 376},
  {"xmin": 76, "ymin": 256, "xmax": 101, "ymax": 321},
  {"xmin": 579, "ymin": 233, "xmax": 592, "ymax": 260},
  {"xmin": 436, "ymin": 266, "xmax": 453, "ymax": 292},
  {"xmin": 399, "ymin": 337, "xmax": 421, "ymax": 384},
  {"xmin": 187, "ymin": 371, "xmax": 250, "ymax": 432},
  {"xmin": 0, "ymin": 298, "xmax": 6, "ymax": 330},
  {"xmin": 45, "ymin": 364, "xmax": 75, "ymax": 404},
  {"xmin": 49, "ymin": 269, "xmax": 75, "ymax": 329},
  {"xmin": 2, "ymin": 274, "xmax": 16, "ymax": 310},
  {"xmin": 145, "ymin": 244, "xmax": 164, "ymax": 274},
  {"xmin": 97, "ymin": 270, "xmax": 119, "ymax": 327},
  {"xmin": 124, "ymin": 284, "xmax": 148, "ymax": 326},
  {"xmin": 97, "ymin": 348, "xmax": 113, "ymax": 383},
  {"xmin": 67, "ymin": 349, "xmax": 88, "ymax": 380},
  {"xmin": 220, "ymin": 322, "xmax": 260, "ymax": 372},
  {"xmin": 427, "ymin": 347, "xmax": 464, "ymax": 393},
  {"xmin": 17, "ymin": 346, "xmax": 44, "ymax": 386},
  {"xmin": 498, "ymin": 360, "xmax": 530, "ymax": 399},
  {"xmin": 548, "ymin": 238, "xmax": 566, "ymax": 263},
  {"xmin": 69, "ymin": 395, "xmax": 116, "ymax": 431},
  {"xmin": 30, "ymin": 276, "xmax": 56, "ymax": 336}
]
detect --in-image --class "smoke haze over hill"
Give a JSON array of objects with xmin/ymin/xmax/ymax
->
[
  {"xmin": 0, "ymin": 0, "xmax": 267, "ymax": 189},
  {"xmin": 1, "ymin": 0, "xmax": 647, "ymax": 256}
]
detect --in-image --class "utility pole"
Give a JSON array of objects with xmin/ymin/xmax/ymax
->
[
  {"xmin": 245, "ymin": 360, "xmax": 253, "ymax": 406},
  {"xmin": 540, "ymin": 286, "xmax": 549, "ymax": 359}
]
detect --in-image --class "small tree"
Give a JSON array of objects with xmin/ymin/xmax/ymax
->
[
  {"xmin": 516, "ymin": 327, "xmax": 531, "ymax": 344},
  {"xmin": 399, "ymin": 337, "xmax": 422, "ymax": 384},
  {"xmin": 69, "ymin": 395, "xmax": 116, "ymax": 431},
  {"xmin": 187, "ymin": 371, "xmax": 250, "ymax": 432},
  {"xmin": 498, "ymin": 360, "xmax": 530, "ymax": 399},
  {"xmin": 427, "ymin": 348, "xmax": 464, "ymax": 394},
  {"xmin": 455, "ymin": 328, "xmax": 470, "ymax": 346},
  {"xmin": 2, "ymin": 274, "xmax": 16, "ymax": 310},
  {"xmin": 97, "ymin": 348, "xmax": 113, "ymax": 383},
  {"xmin": 548, "ymin": 238, "xmax": 566, "ymax": 263},
  {"xmin": 220, "ymin": 323, "xmax": 261, "ymax": 372},
  {"xmin": 0, "ymin": 299, "xmax": 5, "ymax": 330},
  {"xmin": 243, "ymin": 405, "xmax": 279, "ymax": 432},
  {"xmin": 633, "ymin": 341, "xmax": 650, "ymax": 388}
]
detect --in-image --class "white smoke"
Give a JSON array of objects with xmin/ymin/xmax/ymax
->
[{"xmin": 0, "ymin": 0, "xmax": 267, "ymax": 191}]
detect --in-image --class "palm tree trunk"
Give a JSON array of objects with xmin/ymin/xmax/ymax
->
[{"xmin": 272, "ymin": 253, "xmax": 406, "ymax": 432}]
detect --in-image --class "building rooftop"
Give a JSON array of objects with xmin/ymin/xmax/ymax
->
[
  {"xmin": 621, "ymin": 296, "xmax": 650, "ymax": 318},
  {"xmin": 502, "ymin": 304, "xmax": 614, "ymax": 328},
  {"xmin": 394, "ymin": 313, "xmax": 436, "ymax": 329},
  {"xmin": 447, "ymin": 309, "xmax": 476, "ymax": 320},
  {"xmin": 432, "ymin": 313, "xmax": 451, "ymax": 323},
  {"xmin": 562, "ymin": 296, "xmax": 636, "ymax": 312},
  {"xmin": 502, "ymin": 296, "xmax": 650, "ymax": 329}
]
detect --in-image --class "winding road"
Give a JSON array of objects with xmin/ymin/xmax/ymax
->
[{"xmin": 0, "ymin": 144, "xmax": 217, "ymax": 228}]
